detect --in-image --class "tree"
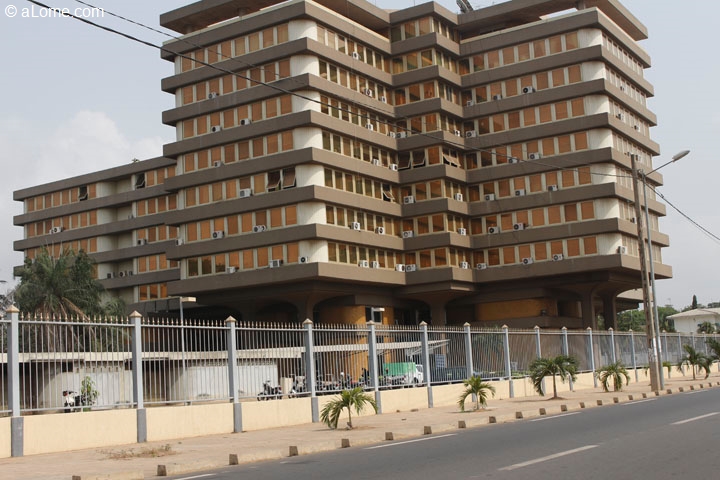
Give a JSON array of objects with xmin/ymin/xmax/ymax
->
[
  {"xmin": 528, "ymin": 355, "xmax": 579, "ymax": 399},
  {"xmin": 320, "ymin": 387, "xmax": 377, "ymax": 429},
  {"xmin": 692, "ymin": 295, "xmax": 698, "ymax": 310},
  {"xmin": 706, "ymin": 338, "xmax": 720, "ymax": 362},
  {"xmin": 697, "ymin": 321, "xmax": 716, "ymax": 334},
  {"xmin": 457, "ymin": 376, "xmax": 496, "ymax": 411},
  {"xmin": 596, "ymin": 362, "xmax": 630, "ymax": 392},
  {"xmin": 657, "ymin": 306, "xmax": 678, "ymax": 333},
  {"xmin": 15, "ymin": 248, "xmax": 121, "ymax": 318},
  {"xmin": 617, "ymin": 310, "xmax": 646, "ymax": 332},
  {"xmin": 677, "ymin": 345, "xmax": 712, "ymax": 380}
]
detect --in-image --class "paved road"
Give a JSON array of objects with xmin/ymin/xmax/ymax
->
[{"xmin": 167, "ymin": 388, "xmax": 720, "ymax": 480}]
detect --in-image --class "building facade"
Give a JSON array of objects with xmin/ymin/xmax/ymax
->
[{"xmin": 13, "ymin": 0, "xmax": 670, "ymax": 328}]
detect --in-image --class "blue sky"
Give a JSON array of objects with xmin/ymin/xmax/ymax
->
[{"xmin": 0, "ymin": 0, "xmax": 718, "ymax": 310}]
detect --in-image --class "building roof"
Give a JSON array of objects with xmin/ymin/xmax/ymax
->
[{"xmin": 667, "ymin": 308, "xmax": 720, "ymax": 320}]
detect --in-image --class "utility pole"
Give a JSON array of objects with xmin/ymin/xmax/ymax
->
[{"xmin": 630, "ymin": 154, "xmax": 660, "ymax": 392}]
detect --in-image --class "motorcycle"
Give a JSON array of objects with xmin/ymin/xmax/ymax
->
[
  {"xmin": 62, "ymin": 390, "xmax": 89, "ymax": 413},
  {"xmin": 257, "ymin": 380, "xmax": 282, "ymax": 401}
]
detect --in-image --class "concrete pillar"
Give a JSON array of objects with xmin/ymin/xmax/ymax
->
[
  {"xmin": 420, "ymin": 322, "xmax": 433, "ymax": 408},
  {"xmin": 130, "ymin": 311, "xmax": 146, "ymax": 443},
  {"xmin": 581, "ymin": 292, "xmax": 596, "ymax": 329},
  {"xmin": 226, "ymin": 316, "xmax": 242, "ymax": 433},
  {"xmin": 303, "ymin": 319, "xmax": 319, "ymax": 422},
  {"xmin": 430, "ymin": 305, "xmax": 447, "ymax": 326},
  {"xmin": 7, "ymin": 307, "xmax": 23, "ymax": 457},
  {"xmin": 602, "ymin": 295, "xmax": 618, "ymax": 330}
]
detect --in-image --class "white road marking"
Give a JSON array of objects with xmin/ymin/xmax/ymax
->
[
  {"xmin": 672, "ymin": 412, "xmax": 719, "ymax": 425},
  {"xmin": 683, "ymin": 390, "xmax": 709, "ymax": 395},
  {"xmin": 530, "ymin": 412, "xmax": 579, "ymax": 422},
  {"xmin": 622, "ymin": 399, "xmax": 656, "ymax": 405},
  {"xmin": 498, "ymin": 445, "xmax": 598, "ymax": 471},
  {"xmin": 175, "ymin": 474, "xmax": 215, "ymax": 480},
  {"xmin": 364, "ymin": 433, "xmax": 456, "ymax": 449}
]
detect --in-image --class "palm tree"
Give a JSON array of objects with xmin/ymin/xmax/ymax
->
[
  {"xmin": 596, "ymin": 362, "xmax": 631, "ymax": 392},
  {"xmin": 677, "ymin": 345, "xmax": 712, "ymax": 380},
  {"xmin": 706, "ymin": 338, "xmax": 720, "ymax": 362},
  {"xmin": 457, "ymin": 376, "xmax": 496, "ymax": 411},
  {"xmin": 697, "ymin": 321, "xmax": 716, "ymax": 334},
  {"xmin": 320, "ymin": 387, "xmax": 377, "ymax": 429},
  {"xmin": 528, "ymin": 355, "xmax": 579, "ymax": 399}
]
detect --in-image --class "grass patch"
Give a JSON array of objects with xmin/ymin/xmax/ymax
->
[{"xmin": 103, "ymin": 443, "xmax": 176, "ymax": 460}]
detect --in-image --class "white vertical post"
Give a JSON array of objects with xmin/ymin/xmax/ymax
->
[
  {"xmin": 7, "ymin": 307, "xmax": 22, "ymax": 457},
  {"xmin": 303, "ymin": 319, "xmax": 319, "ymax": 422},
  {"xmin": 420, "ymin": 322, "xmax": 433, "ymax": 408},
  {"xmin": 130, "ymin": 311, "xmax": 146, "ymax": 443},
  {"xmin": 502, "ymin": 325, "xmax": 514, "ymax": 398},
  {"xmin": 367, "ymin": 321, "xmax": 381, "ymax": 413},
  {"xmin": 562, "ymin": 327, "xmax": 573, "ymax": 391},
  {"xmin": 464, "ymin": 323, "xmax": 474, "ymax": 379},
  {"xmin": 609, "ymin": 328, "xmax": 616, "ymax": 364},
  {"xmin": 587, "ymin": 327, "xmax": 597, "ymax": 388},
  {"xmin": 630, "ymin": 330, "xmax": 639, "ymax": 382}
]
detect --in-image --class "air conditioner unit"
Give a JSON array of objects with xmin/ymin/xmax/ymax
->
[
  {"xmin": 375, "ymin": 226, "xmax": 385, "ymax": 234},
  {"xmin": 372, "ymin": 158, "xmax": 382, "ymax": 166},
  {"xmin": 208, "ymin": 92, "xmax": 219, "ymax": 99},
  {"xmin": 352, "ymin": 52, "xmax": 360, "ymax": 60},
  {"xmin": 390, "ymin": 164, "xmax": 399, "ymax": 171},
  {"xmin": 212, "ymin": 230, "xmax": 225, "ymax": 239},
  {"xmin": 492, "ymin": 94, "xmax": 503, "ymax": 100},
  {"xmin": 227, "ymin": 266, "xmax": 237, "ymax": 273},
  {"xmin": 514, "ymin": 189, "xmax": 526, "ymax": 196},
  {"xmin": 253, "ymin": 225, "xmax": 267, "ymax": 233},
  {"xmin": 395, "ymin": 264, "xmax": 406, "ymax": 272},
  {"xmin": 522, "ymin": 86, "xmax": 536, "ymax": 94},
  {"xmin": 484, "ymin": 193, "xmax": 495, "ymax": 201},
  {"xmin": 522, "ymin": 257, "xmax": 534, "ymax": 265},
  {"xmin": 388, "ymin": 132, "xmax": 397, "ymax": 138},
  {"xmin": 396, "ymin": 132, "xmax": 407, "ymax": 139},
  {"xmin": 403, "ymin": 195, "xmax": 415, "ymax": 204},
  {"xmin": 358, "ymin": 260, "xmax": 369, "ymax": 268},
  {"xmin": 238, "ymin": 188, "xmax": 252, "ymax": 198},
  {"xmin": 213, "ymin": 160, "xmax": 223, "ymax": 167},
  {"xmin": 454, "ymin": 193, "xmax": 464, "ymax": 201},
  {"xmin": 552, "ymin": 254, "xmax": 564, "ymax": 261},
  {"xmin": 617, "ymin": 246, "xmax": 628, "ymax": 254},
  {"xmin": 488, "ymin": 226, "xmax": 500, "ymax": 234},
  {"xmin": 460, "ymin": 261, "xmax": 470, "ymax": 269},
  {"xmin": 508, "ymin": 157, "xmax": 519, "ymax": 164},
  {"xmin": 211, "ymin": 125, "xmax": 222, "ymax": 133},
  {"xmin": 466, "ymin": 131, "xmax": 477, "ymax": 138},
  {"xmin": 269, "ymin": 259, "xmax": 283, "ymax": 268},
  {"xmin": 454, "ymin": 130, "xmax": 462, "ymax": 137},
  {"xmin": 476, "ymin": 263, "xmax": 488, "ymax": 270},
  {"xmin": 513, "ymin": 223, "xmax": 525, "ymax": 231},
  {"xmin": 50, "ymin": 226, "xmax": 63, "ymax": 234},
  {"xmin": 402, "ymin": 230, "xmax": 414, "ymax": 238},
  {"xmin": 630, "ymin": 217, "xmax": 637, "ymax": 224},
  {"xmin": 466, "ymin": 100, "xmax": 474, "ymax": 107},
  {"xmin": 633, "ymin": 125, "xmax": 640, "ymax": 131},
  {"xmin": 137, "ymin": 238, "xmax": 148, "ymax": 246},
  {"xmin": 239, "ymin": 118, "xmax": 252, "ymax": 126},
  {"xmin": 175, "ymin": 238, "xmax": 184, "ymax": 246},
  {"xmin": 380, "ymin": 96, "xmax": 387, "ymax": 103},
  {"xmin": 365, "ymin": 123, "xmax": 374, "ymax": 131},
  {"xmin": 363, "ymin": 88, "xmax": 373, "ymax": 97},
  {"xmin": 616, "ymin": 113, "xmax": 625, "ymax": 120},
  {"xmin": 528, "ymin": 153, "xmax": 541, "ymax": 160},
  {"xmin": 350, "ymin": 222, "xmax": 361, "ymax": 231},
  {"xmin": 457, "ymin": 228, "xmax": 467, "ymax": 235},
  {"xmin": 548, "ymin": 185, "xmax": 559, "ymax": 192},
  {"xmin": 370, "ymin": 261, "xmax": 380, "ymax": 269},
  {"xmin": 106, "ymin": 273, "xmax": 114, "ymax": 279},
  {"xmin": 405, "ymin": 264, "xmax": 417, "ymax": 272},
  {"xmin": 299, "ymin": 256, "xmax": 309, "ymax": 264},
  {"xmin": 118, "ymin": 271, "xmax": 126, "ymax": 278}
]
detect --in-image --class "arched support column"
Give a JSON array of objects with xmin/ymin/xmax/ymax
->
[
  {"xmin": 581, "ymin": 292, "xmax": 597, "ymax": 329},
  {"xmin": 602, "ymin": 295, "xmax": 618, "ymax": 330},
  {"xmin": 430, "ymin": 304, "xmax": 447, "ymax": 326}
]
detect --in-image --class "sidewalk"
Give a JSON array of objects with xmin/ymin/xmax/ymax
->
[{"xmin": 2, "ymin": 373, "xmax": 718, "ymax": 480}]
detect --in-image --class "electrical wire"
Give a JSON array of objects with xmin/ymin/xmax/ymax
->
[
  {"xmin": 36, "ymin": 0, "xmax": 631, "ymax": 182},
  {"xmin": 649, "ymin": 185, "xmax": 720, "ymax": 246}
]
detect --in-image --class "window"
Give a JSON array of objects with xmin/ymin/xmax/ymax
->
[
  {"xmin": 78, "ymin": 185, "xmax": 89, "ymax": 201},
  {"xmin": 267, "ymin": 171, "xmax": 281, "ymax": 191},
  {"xmin": 282, "ymin": 168, "xmax": 296, "ymax": 189}
]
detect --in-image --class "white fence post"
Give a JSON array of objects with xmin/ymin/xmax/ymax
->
[
  {"xmin": 502, "ymin": 325, "xmax": 514, "ymax": 398},
  {"xmin": 587, "ymin": 327, "xmax": 597, "ymax": 388},
  {"xmin": 630, "ymin": 329, "xmax": 638, "ymax": 382},
  {"xmin": 367, "ymin": 321, "xmax": 381, "ymax": 413},
  {"xmin": 226, "ymin": 316, "xmax": 241, "ymax": 433},
  {"xmin": 562, "ymin": 327, "xmax": 573, "ymax": 391},
  {"xmin": 609, "ymin": 328, "xmax": 616, "ymax": 364},
  {"xmin": 420, "ymin": 322, "xmax": 433, "ymax": 408},
  {"xmin": 7, "ymin": 307, "xmax": 22, "ymax": 457},
  {"xmin": 464, "ymin": 323, "xmax": 474, "ymax": 379},
  {"xmin": 303, "ymin": 319, "xmax": 319, "ymax": 422},
  {"xmin": 130, "ymin": 311, "xmax": 146, "ymax": 443}
]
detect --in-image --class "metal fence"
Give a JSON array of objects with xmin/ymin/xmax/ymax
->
[{"xmin": 1, "ymin": 309, "xmax": 719, "ymax": 416}]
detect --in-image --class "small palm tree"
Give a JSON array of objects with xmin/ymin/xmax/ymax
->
[
  {"xmin": 706, "ymin": 338, "xmax": 720, "ymax": 361},
  {"xmin": 320, "ymin": 387, "xmax": 377, "ymax": 430},
  {"xmin": 677, "ymin": 345, "xmax": 712, "ymax": 380},
  {"xmin": 457, "ymin": 376, "xmax": 496, "ymax": 411},
  {"xmin": 596, "ymin": 362, "xmax": 630, "ymax": 392},
  {"xmin": 529, "ymin": 355, "xmax": 579, "ymax": 399}
]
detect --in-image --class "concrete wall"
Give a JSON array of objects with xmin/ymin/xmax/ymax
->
[
  {"xmin": 431, "ymin": 383, "xmax": 466, "ymax": 408},
  {"xmin": 0, "ymin": 417, "xmax": 10, "ymax": 459},
  {"xmin": 241, "ymin": 397, "xmax": 312, "ymax": 431},
  {"xmin": 380, "ymin": 387, "xmax": 428, "ymax": 413},
  {"xmin": 146, "ymin": 403, "xmax": 233, "ymax": 442},
  {"xmin": 23, "ymin": 409, "xmax": 137, "ymax": 456}
]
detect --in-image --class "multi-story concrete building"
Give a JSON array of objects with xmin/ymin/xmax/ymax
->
[{"xmin": 14, "ymin": 0, "xmax": 669, "ymax": 329}]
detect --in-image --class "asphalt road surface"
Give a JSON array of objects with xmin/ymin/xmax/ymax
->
[{"xmin": 167, "ymin": 388, "xmax": 720, "ymax": 480}]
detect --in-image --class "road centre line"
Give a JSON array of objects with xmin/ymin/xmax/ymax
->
[
  {"xmin": 622, "ymin": 399, "xmax": 656, "ymax": 405},
  {"xmin": 498, "ymin": 445, "xmax": 598, "ymax": 471},
  {"xmin": 175, "ymin": 474, "xmax": 215, "ymax": 480},
  {"xmin": 672, "ymin": 412, "xmax": 719, "ymax": 425},
  {"xmin": 365, "ymin": 433, "xmax": 456, "ymax": 449},
  {"xmin": 530, "ymin": 412, "xmax": 579, "ymax": 422},
  {"xmin": 683, "ymin": 390, "xmax": 709, "ymax": 395}
]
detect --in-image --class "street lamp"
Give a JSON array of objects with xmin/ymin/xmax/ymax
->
[
  {"xmin": 630, "ymin": 150, "xmax": 689, "ymax": 392},
  {"xmin": 642, "ymin": 150, "xmax": 689, "ymax": 390}
]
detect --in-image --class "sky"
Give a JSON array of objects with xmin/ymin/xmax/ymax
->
[{"xmin": 0, "ymin": 0, "xmax": 718, "ymax": 310}]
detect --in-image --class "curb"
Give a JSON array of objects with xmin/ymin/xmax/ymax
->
[
  {"xmin": 72, "ymin": 472, "xmax": 144, "ymax": 480},
  {"xmin": 157, "ymin": 460, "xmax": 226, "ymax": 477}
]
